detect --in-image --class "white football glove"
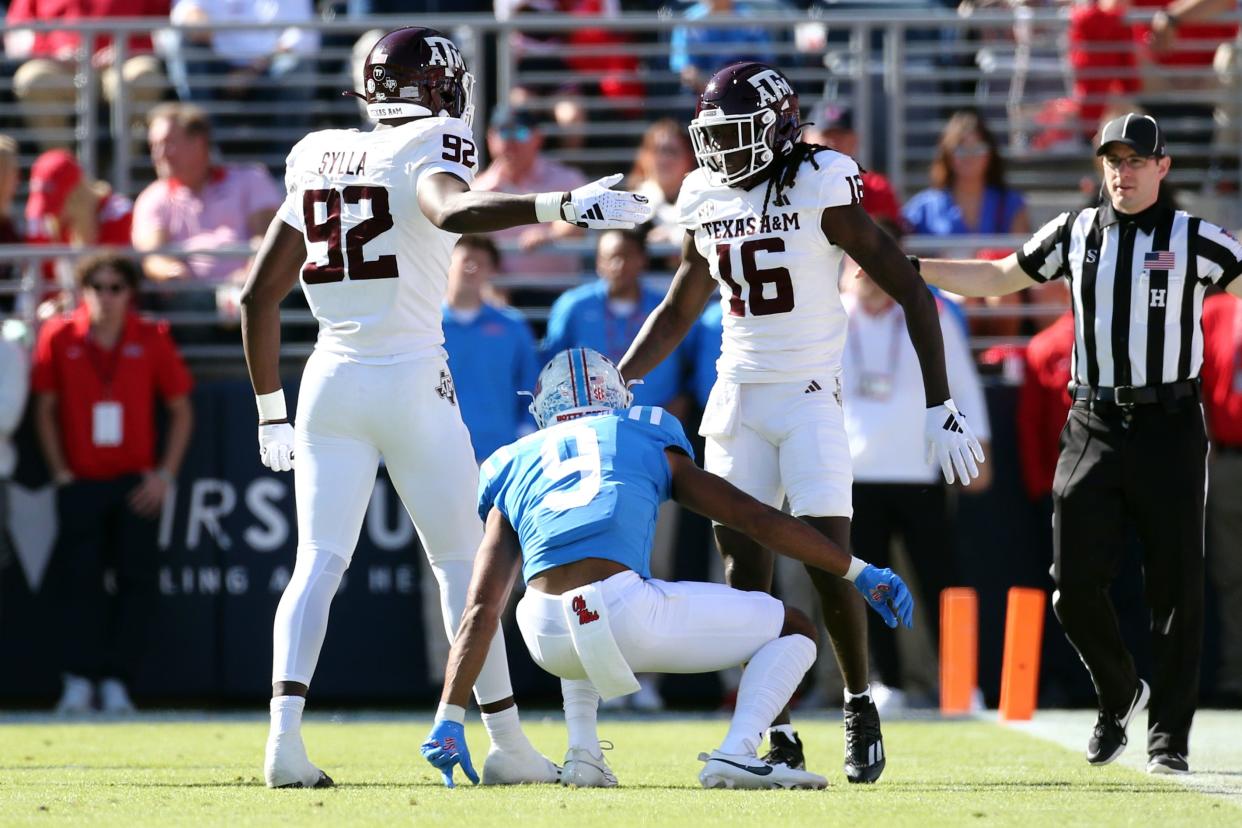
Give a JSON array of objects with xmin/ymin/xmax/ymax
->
[
  {"xmin": 560, "ymin": 173, "xmax": 653, "ymax": 229},
  {"xmin": 258, "ymin": 422, "xmax": 295, "ymax": 472},
  {"xmin": 924, "ymin": 399, "xmax": 985, "ymax": 485}
]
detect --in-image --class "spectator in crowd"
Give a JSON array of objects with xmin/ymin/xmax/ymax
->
[
  {"xmin": 1067, "ymin": 1, "xmax": 1142, "ymax": 141},
  {"xmin": 802, "ymin": 102, "xmax": 902, "ymax": 226},
  {"xmin": 1199, "ymin": 291, "xmax": 1242, "ymax": 705},
  {"xmin": 32, "ymin": 254, "xmax": 193, "ymax": 714},
  {"xmin": 1015, "ymin": 295, "xmax": 1075, "ymax": 503},
  {"xmin": 1134, "ymin": 0, "xmax": 1238, "ymax": 148},
  {"xmin": 0, "ymin": 136, "xmax": 22, "ymax": 305},
  {"xmin": 163, "ymin": 0, "xmax": 319, "ymax": 114},
  {"xmin": 441, "ymin": 235, "xmax": 540, "ymax": 463},
  {"xmin": 0, "ymin": 322, "xmax": 29, "ymax": 600},
  {"xmin": 5, "ymin": 0, "xmax": 168, "ymax": 149},
  {"xmin": 473, "ymin": 108, "xmax": 588, "ymax": 280},
  {"xmin": 840, "ymin": 250, "xmax": 991, "ymax": 712},
  {"xmin": 669, "ymin": 0, "xmax": 775, "ymax": 93},
  {"xmin": 903, "ymin": 110, "xmax": 1030, "ymax": 339},
  {"xmin": 131, "ymin": 104, "xmax": 283, "ymax": 305},
  {"xmin": 627, "ymin": 119, "xmax": 697, "ymax": 246},
  {"xmin": 25, "ymin": 149, "xmax": 135, "ymax": 308},
  {"xmin": 542, "ymin": 227, "xmax": 692, "ymax": 417}
]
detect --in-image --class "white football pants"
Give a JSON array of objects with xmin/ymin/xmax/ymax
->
[{"xmin": 271, "ymin": 350, "xmax": 513, "ymax": 704}]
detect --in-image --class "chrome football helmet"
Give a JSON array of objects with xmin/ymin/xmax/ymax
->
[
  {"xmin": 688, "ymin": 61, "xmax": 801, "ymax": 188},
  {"xmin": 528, "ymin": 348, "xmax": 634, "ymax": 429}
]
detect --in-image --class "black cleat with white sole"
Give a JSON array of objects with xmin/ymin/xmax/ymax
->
[
  {"xmin": 761, "ymin": 730, "xmax": 806, "ymax": 771},
  {"xmin": 843, "ymin": 695, "xmax": 885, "ymax": 784},
  {"xmin": 1147, "ymin": 752, "xmax": 1189, "ymax": 775}
]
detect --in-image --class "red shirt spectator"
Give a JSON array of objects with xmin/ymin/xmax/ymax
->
[
  {"xmin": 1068, "ymin": 4, "xmax": 1142, "ymax": 130},
  {"xmin": 1016, "ymin": 311, "xmax": 1076, "ymax": 500},
  {"xmin": 25, "ymin": 149, "xmax": 133, "ymax": 291},
  {"xmin": 1132, "ymin": 0, "xmax": 1238, "ymax": 68},
  {"xmin": 31, "ymin": 303, "xmax": 192, "ymax": 480},
  {"xmin": 1201, "ymin": 293, "xmax": 1242, "ymax": 447},
  {"xmin": 4, "ymin": 0, "xmax": 169, "ymax": 59}
]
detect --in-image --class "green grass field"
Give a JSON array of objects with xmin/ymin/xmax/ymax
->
[{"xmin": 1, "ymin": 714, "xmax": 1238, "ymax": 827}]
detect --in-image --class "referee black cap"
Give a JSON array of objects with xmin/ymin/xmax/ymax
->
[{"xmin": 1096, "ymin": 113, "xmax": 1166, "ymax": 158}]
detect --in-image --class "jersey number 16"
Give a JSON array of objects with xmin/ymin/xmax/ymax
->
[
  {"xmin": 717, "ymin": 237, "xmax": 795, "ymax": 317},
  {"xmin": 301, "ymin": 186, "xmax": 398, "ymax": 284}
]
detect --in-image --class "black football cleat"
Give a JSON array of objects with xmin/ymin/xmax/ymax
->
[
  {"xmin": 843, "ymin": 695, "xmax": 885, "ymax": 784},
  {"xmin": 761, "ymin": 729, "xmax": 806, "ymax": 771}
]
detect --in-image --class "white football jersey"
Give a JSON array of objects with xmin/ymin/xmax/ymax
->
[
  {"xmin": 677, "ymin": 149, "xmax": 863, "ymax": 383},
  {"xmin": 278, "ymin": 117, "xmax": 479, "ymax": 363}
]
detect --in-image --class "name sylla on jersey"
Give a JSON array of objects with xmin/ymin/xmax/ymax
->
[
  {"xmin": 318, "ymin": 151, "xmax": 368, "ymax": 176},
  {"xmin": 702, "ymin": 211, "xmax": 801, "ymax": 240}
]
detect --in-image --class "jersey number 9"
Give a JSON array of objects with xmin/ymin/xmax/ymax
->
[
  {"xmin": 539, "ymin": 427, "xmax": 602, "ymax": 511},
  {"xmin": 302, "ymin": 186, "xmax": 398, "ymax": 284},
  {"xmin": 717, "ymin": 238, "xmax": 795, "ymax": 317}
]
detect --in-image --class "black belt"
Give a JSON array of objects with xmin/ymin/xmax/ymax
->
[{"xmin": 1070, "ymin": 379, "xmax": 1199, "ymax": 407}]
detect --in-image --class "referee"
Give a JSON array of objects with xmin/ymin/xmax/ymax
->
[{"xmin": 914, "ymin": 113, "xmax": 1242, "ymax": 775}]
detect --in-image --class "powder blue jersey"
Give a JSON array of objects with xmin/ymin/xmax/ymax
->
[{"xmin": 478, "ymin": 407, "xmax": 696, "ymax": 583}]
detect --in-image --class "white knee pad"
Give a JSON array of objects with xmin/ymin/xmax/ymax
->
[
  {"xmin": 271, "ymin": 545, "xmax": 349, "ymax": 687},
  {"xmin": 432, "ymin": 559, "xmax": 514, "ymax": 706}
]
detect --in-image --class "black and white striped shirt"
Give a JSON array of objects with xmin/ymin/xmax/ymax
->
[{"xmin": 1017, "ymin": 203, "xmax": 1242, "ymax": 388}]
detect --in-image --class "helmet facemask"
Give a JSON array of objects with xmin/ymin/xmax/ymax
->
[{"xmin": 689, "ymin": 107, "xmax": 778, "ymax": 188}]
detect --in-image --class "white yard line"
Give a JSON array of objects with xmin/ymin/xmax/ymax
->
[{"xmin": 1008, "ymin": 710, "xmax": 1242, "ymax": 805}]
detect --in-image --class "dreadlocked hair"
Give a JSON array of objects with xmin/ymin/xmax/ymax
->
[{"xmin": 760, "ymin": 141, "xmax": 831, "ymax": 220}]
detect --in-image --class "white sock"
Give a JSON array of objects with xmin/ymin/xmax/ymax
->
[
  {"xmin": 481, "ymin": 706, "xmax": 534, "ymax": 754},
  {"xmin": 845, "ymin": 685, "xmax": 873, "ymax": 704},
  {"xmin": 270, "ymin": 695, "xmax": 305, "ymax": 738},
  {"xmin": 271, "ymin": 547, "xmax": 348, "ymax": 686},
  {"xmin": 432, "ymin": 560, "xmax": 514, "ymax": 705},
  {"xmin": 562, "ymin": 679, "xmax": 601, "ymax": 752},
  {"xmin": 720, "ymin": 634, "xmax": 816, "ymax": 757}
]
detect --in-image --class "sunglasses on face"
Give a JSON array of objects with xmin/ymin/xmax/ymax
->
[
  {"xmin": 498, "ymin": 126, "xmax": 532, "ymax": 142},
  {"xmin": 952, "ymin": 144, "xmax": 989, "ymax": 159},
  {"xmin": 86, "ymin": 281, "xmax": 128, "ymax": 295},
  {"xmin": 1103, "ymin": 154, "xmax": 1156, "ymax": 171}
]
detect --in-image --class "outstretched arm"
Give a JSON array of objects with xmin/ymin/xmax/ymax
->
[
  {"xmin": 668, "ymin": 449, "xmax": 913, "ymax": 627},
  {"xmin": 917, "ymin": 252, "xmax": 1037, "ymax": 299},
  {"xmin": 618, "ymin": 230, "xmax": 715, "ymax": 382},
  {"xmin": 418, "ymin": 171, "xmax": 651, "ymax": 235},
  {"xmin": 439, "ymin": 507, "xmax": 523, "ymax": 709},
  {"xmin": 825, "ymin": 204, "xmax": 951, "ymax": 406}
]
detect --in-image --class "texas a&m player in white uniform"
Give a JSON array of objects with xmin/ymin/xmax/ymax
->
[
  {"xmin": 239, "ymin": 27, "xmax": 651, "ymax": 789},
  {"xmin": 619, "ymin": 61, "xmax": 984, "ymax": 784}
]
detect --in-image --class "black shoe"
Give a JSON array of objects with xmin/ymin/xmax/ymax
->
[
  {"xmin": 1086, "ymin": 679, "xmax": 1150, "ymax": 766},
  {"xmin": 761, "ymin": 729, "xmax": 806, "ymax": 771},
  {"xmin": 1147, "ymin": 752, "xmax": 1190, "ymax": 775},
  {"xmin": 843, "ymin": 695, "xmax": 885, "ymax": 784}
]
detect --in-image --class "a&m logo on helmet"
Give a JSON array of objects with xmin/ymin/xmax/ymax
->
[
  {"xmin": 426, "ymin": 36, "xmax": 467, "ymax": 77},
  {"xmin": 749, "ymin": 68, "xmax": 794, "ymax": 108}
]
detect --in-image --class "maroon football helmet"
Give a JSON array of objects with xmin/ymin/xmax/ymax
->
[
  {"xmin": 356, "ymin": 27, "xmax": 476, "ymax": 126},
  {"xmin": 688, "ymin": 62, "xmax": 801, "ymax": 188}
]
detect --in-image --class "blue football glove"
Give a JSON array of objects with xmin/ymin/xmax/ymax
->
[
  {"xmin": 420, "ymin": 719, "xmax": 479, "ymax": 788},
  {"xmin": 854, "ymin": 564, "xmax": 915, "ymax": 629}
]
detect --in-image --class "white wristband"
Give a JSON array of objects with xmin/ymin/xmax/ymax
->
[
  {"xmin": 534, "ymin": 191, "xmax": 566, "ymax": 223},
  {"xmin": 256, "ymin": 389, "xmax": 287, "ymax": 421},
  {"xmin": 436, "ymin": 702, "xmax": 466, "ymax": 724},
  {"xmin": 844, "ymin": 556, "xmax": 868, "ymax": 583}
]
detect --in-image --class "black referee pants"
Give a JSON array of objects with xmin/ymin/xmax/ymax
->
[
  {"xmin": 47, "ymin": 476, "xmax": 161, "ymax": 685},
  {"xmin": 1051, "ymin": 398, "xmax": 1206, "ymax": 757},
  {"xmin": 851, "ymin": 482, "xmax": 955, "ymax": 690}
]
